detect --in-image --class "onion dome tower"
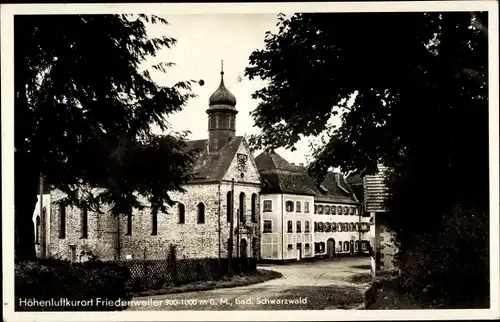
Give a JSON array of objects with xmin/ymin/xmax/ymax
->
[{"xmin": 206, "ymin": 60, "xmax": 238, "ymax": 153}]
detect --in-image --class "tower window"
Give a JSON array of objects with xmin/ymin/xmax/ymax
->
[
  {"xmin": 227, "ymin": 191, "xmax": 232, "ymax": 223},
  {"xmin": 81, "ymin": 208, "xmax": 88, "ymax": 239},
  {"xmin": 59, "ymin": 204, "xmax": 66, "ymax": 239},
  {"xmin": 126, "ymin": 213, "xmax": 132, "ymax": 235}
]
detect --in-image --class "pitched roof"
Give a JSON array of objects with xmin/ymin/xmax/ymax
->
[
  {"xmin": 315, "ymin": 172, "xmax": 358, "ymax": 204},
  {"xmin": 255, "ymin": 151, "xmax": 359, "ymax": 204},
  {"xmin": 185, "ymin": 136, "xmax": 243, "ymax": 183},
  {"xmin": 255, "ymin": 151, "xmax": 318, "ymax": 195}
]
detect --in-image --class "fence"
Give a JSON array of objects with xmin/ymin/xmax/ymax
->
[{"xmin": 111, "ymin": 256, "xmax": 257, "ymax": 293}]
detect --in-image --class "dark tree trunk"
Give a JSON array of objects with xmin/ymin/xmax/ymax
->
[{"xmin": 15, "ymin": 153, "xmax": 39, "ymax": 263}]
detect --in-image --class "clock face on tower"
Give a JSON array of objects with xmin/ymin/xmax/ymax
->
[{"xmin": 237, "ymin": 153, "xmax": 248, "ymax": 172}]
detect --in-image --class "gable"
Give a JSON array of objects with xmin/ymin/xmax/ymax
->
[{"xmin": 222, "ymin": 138, "xmax": 261, "ymax": 184}]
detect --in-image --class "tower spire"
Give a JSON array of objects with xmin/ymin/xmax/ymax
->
[{"xmin": 221, "ymin": 59, "xmax": 224, "ymax": 76}]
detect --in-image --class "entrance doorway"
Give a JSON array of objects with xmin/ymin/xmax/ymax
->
[
  {"xmin": 240, "ymin": 238, "xmax": 248, "ymax": 258},
  {"xmin": 327, "ymin": 238, "xmax": 336, "ymax": 257},
  {"xmin": 296, "ymin": 243, "xmax": 302, "ymax": 260}
]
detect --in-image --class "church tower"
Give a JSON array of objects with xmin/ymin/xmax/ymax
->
[{"xmin": 206, "ymin": 60, "xmax": 238, "ymax": 154}]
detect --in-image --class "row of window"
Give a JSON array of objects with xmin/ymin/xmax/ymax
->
[
  {"xmin": 314, "ymin": 205, "xmax": 358, "ymax": 216},
  {"xmin": 262, "ymin": 220, "xmax": 370, "ymax": 234},
  {"xmin": 58, "ymin": 192, "xmax": 259, "ymax": 238},
  {"xmin": 262, "ymin": 200, "xmax": 359, "ymax": 216},
  {"xmin": 314, "ymin": 240, "xmax": 369, "ymax": 254},
  {"xmin": 314, "ymin": 222, "xmax": 370, "ymax": 233},
  {"xmin": 263, "ymin": 200, "xmax": 311, "ymax": 213}
]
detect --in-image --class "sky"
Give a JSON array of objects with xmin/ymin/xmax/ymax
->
[{"xmin": 142, "ymin": 13, "xmax": 340, "ymax": 166}]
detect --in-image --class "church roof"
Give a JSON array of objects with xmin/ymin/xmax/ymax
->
[
  {"xmin": 255, "ymin": 151, "xmax": 359, "ymax": 204},
  {"xmin": 207, "ymin": 71, "xmax": 237, "ymax": 111},
  {"xmin": 185, "ymin": 136, "xmax": 244, "ymax": 183}
]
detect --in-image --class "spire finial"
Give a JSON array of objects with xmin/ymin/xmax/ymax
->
[{"xmin": 221, "ymin": 59, "xmax": 224, "ymax": 76}]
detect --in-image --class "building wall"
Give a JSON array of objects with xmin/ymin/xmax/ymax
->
[
  {"xmin": 313, "ymin": 202, "xmax": 369, "ymax": 256},
  {"xmin": 260, "ymin": 193, "xmax": 283, "ymax": 260},
  {"xmin": 282, "ymin": 194, "xmax": 315, "ymax": 260}
]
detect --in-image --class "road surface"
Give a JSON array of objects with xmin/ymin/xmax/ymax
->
[{"xmin": 127, "ymin": 257, "xmax": 371, "ymax": 311}]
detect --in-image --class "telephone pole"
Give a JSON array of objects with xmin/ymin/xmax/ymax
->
[{"xmin": 228, "ymin": 178, "xmax": 235, "ymax": 275}]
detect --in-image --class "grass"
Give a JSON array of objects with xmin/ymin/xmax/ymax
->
[{"xmin": 132, "ymin": 269, "xmax": 282, "ymax": 297}]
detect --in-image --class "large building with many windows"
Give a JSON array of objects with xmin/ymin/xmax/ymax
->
[{"xmin": 255, "ymin": 151, "xmax": 370, "ymax": 262}]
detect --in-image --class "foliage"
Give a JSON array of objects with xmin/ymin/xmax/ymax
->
[
  {"xmin": 245, "ymin": 11, "xmax": 489, "ymax": 306},
  {"xmin": 15, "ymin": 14, "xmax": 198, "ymax": 261},
  {"xmin": 397, "ymin": 204, "xmax": 489, "ymax": 308},
  {"xmin": 15, "ymin": 259, "xmax": 131, "ymax": 311}
]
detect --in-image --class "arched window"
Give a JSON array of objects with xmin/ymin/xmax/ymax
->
[
  {"xmin": 343, "ymin": 241, "xmax": 349, "ymax": 252},
  {"xmin": 197, "ymin": 203, "xmax": 205, "ymax": 224},
  {"xmin": 338, "ymin": 241, "xmax": 342, "ymax": 251},
  {"xmin": 305, "ymin": 221, "xmax": 310, "ymax": 233},
  {"xmin": 178, "ymin": 203, "xmax": 185, "ymax": 224},
  {"xmin": 332, "ymin": 222, "xmax": 337, "ymax": 231},
  {"xmin": 151, "ymin": 212, "xmax": 158, "ymax": 236},
  {"xmin": 59, "ymin": 204, "xmax": 66, "ymax": 239},
  {"xmin": 344, "ymin": 206, "xmax": 348, "ymax": 215},
  {"xmin": 251, "ymin": 193, "xmax": 258, "ymax": 223},
  {"xmin": 355, "ymin": 240, "xmax": 360, "ymax": 252},
  {"xmin": 81, "ymin": 208, "xmax": 88, "ymax": 238},
  {"xmin": 226, "ymin": 191, "xmax": 232, "ymax": 223},
  {"xmin": 35, "ymin": 215, "xmax": 41, "ymax": 244},
  {"xmin": 239, "ymin": 192, "xmax": 246, "ymax": 222}
]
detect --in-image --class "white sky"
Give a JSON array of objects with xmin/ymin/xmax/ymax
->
[{"xmin": 142, "ymin": 13, "xmax": 341, "ymax": 166}]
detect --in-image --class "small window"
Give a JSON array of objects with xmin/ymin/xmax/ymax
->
[
  {"xmin": 126, "ymin": 213, "xmax": 132, "ymax": 235},
  {"xmin": 317, "ymin": 205, "xmax": 323, "ymax": 214},
  {"xmin": 319, "ymin": 242, "xmax": 325, "ymax": 253},
  {"xmin": 314, "ymin": 205, "xmax": 318, "ymax": 214},
  {"xmin": 325, "ymin": 205, "xmax": 330, "ymax": 215},
  {"xmin": 263, "ymin": 220, "xmax": 272, "ymax": 233},
  {"xmin": 296, "ymin": 201, "xmax": 301, "ymax": 212},
  {"xmin": 343, "ymin": 241, "xmax": 349, "ymax": 252},
  {"xmin": 285, "ymin": 201, "xmax": 294, "ymax": 212},
  {"xmin": 304, "ymin": 202, "xmax": 310, "ymax": 213},
  {"xmin": 354, "ymin": 207, "xmax": 359, "ymax": 216},
  {"xmin": 332, "ymin": 222, "xmax": 337, "ymax": 231},
  {"xmin": 355, "ymin": 240, "xmax": 360, "ymax": 251},
  {"xmin": 305, "ymin": 243, "xmax": 310, "ymax": 249},
  {"xmin": 287, "ymin": 220, "xmax": 293, "ymax": 233},
  {"xmin": 287, "ymin": 244, "xmax": 293, "ymax": 250},
  {"xmin": 197, "ymin": 202, "xmax": 205, "ymax": 224},
  {"xmin": 334, "ymin": 206, "xmax": 339, "ymax": 215},
  {"xmin": 59, "ymin": 204, "xmax": 66, "ymax": 239},
  {"xmin": 296, "ymin": 221, "xmax": 302, "ymax": 233},
  {"xmin": 362, "ymin": 241, "xmax": 368, "ymax": 251},
  {"xmin": 324, "ymin": 222, "xmax": 330, "ymax": 232},
  {"xmin": 178, "ymin": 203, "xmax": 185, "ymax": 224},
  {"xmin": 338, "ymin": 241, "xmax": 342, "ymax": 249},
  {"xmin": 318, "ymin": 222, "xmax": 324, "ymax": 232},
  {"xmin": 344, "ymin": 206, "xmax": 348, "ymax": 215},
  {"xmin": 305, "ymin": 221, "xmax": 310, "ymax": 233},
  {"xmin": 81, "ymin": 208, "xmax": 88, "ymax": 239},
  {"xmin": 314, "ymin": 222, "xmax": 318, "ymax": 232},
  {"xmin": 151, "ymin": 212, "xmax": 158, "ymax": 236},
  {"xmin": 226, "ymin": 192, "xmax": 232, "ymax": 223},
  {"xmin": 263, "ymin": 200, "xmax": 272, "ymax": 212},
  {"xmin": 349, "ymin": 207, "xmax": 354, "ymax": 215}
]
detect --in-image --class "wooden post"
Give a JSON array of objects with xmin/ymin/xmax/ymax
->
[{"xmin": 228, "ymin": 179, "xmax": 235, "ymax": 275}]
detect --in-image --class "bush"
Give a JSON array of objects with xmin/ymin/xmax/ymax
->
[
  {"xmin": 397, "ymin": 205, "xmax": 489, "ymax": 308},
  {"xmin": 15, "ymin": 258, "xmax": 131, "ymax": 311}
]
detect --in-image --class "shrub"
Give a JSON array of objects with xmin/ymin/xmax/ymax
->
[
  {"xmin": 15, "ymin": 258, "xmax": 131, "ymax": 311},
  {"xmin": 397, "ymin": 205, "xmax": 489, "ymax": 308}
]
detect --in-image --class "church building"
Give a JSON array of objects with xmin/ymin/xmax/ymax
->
[{"xmin": 32, "ymin": 67, "xmax": 262, "ymax": 262}]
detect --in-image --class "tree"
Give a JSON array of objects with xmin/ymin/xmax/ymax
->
[
  {"xmin": 15, "ymin": 14, "xmax": 198, "ymax": 262},
  {"xmin": 245, "ymin": 12, "xmax": 489, "ymax": 305}
]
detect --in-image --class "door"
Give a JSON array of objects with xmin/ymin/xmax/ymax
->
[
  {"xmin": 296, "ymin": 243, "xmax": 302, "ymax": 260},
  {"xmin": 240, "ymin": 238, "xmax": 248, "ymax": 258},
  {"xmin": 327, "ymin": 239, "xmax": 335, "ymax": 257}
]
